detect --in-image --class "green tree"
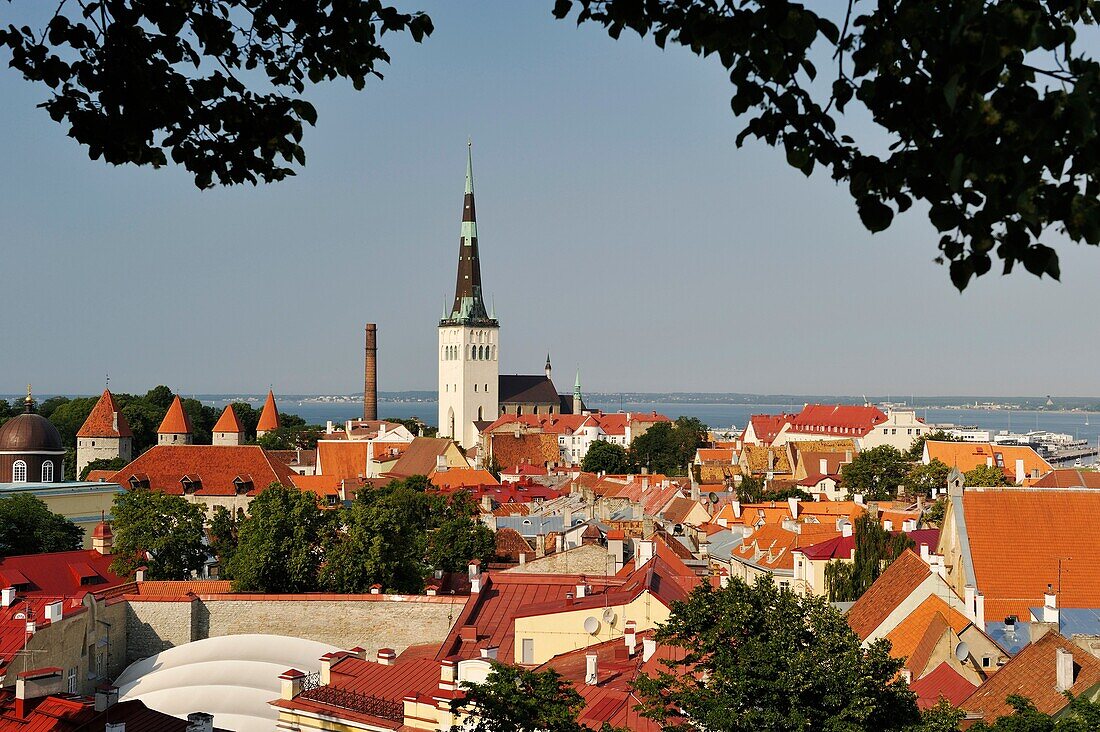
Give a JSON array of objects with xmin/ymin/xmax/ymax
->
[
  {"xmin": 427, "ymin": 502, "xmax": 496, "ymax": 574},
  {"xmin": 228, "ymin": 484, "xmax": 329, "ymax": 593},
  {"xmin": 143, "ymin": 386, "xmax": 176, "ymax": 411},
  {"xmin": 0, "ymin": 2, "xmax": 431, "ymax": 188},
  {"xmin": 902, "ymin": 459, "xmax": 952, "ymax": 498},
  {"xmin": 554, "ymin": 1, "xmax": 1100, "ymax": 290},
  {"xmin": 824, "ymin": 514, "xmax": 914, "ymax": 602},
  {"xmin": 917, "ymin": 699, "xmax": 966, "ymax": 732},
  {"xmin": 628, "ymin": 417, "xmax": 706, "ymax": 475},
  {"xmin": 841, "ymin": 445, "xmax": 910, "ymax": 501},
  {"xmin": 633, "ymin": 574, "xmax": 919, "ymax": 731},
  {"xmin": 80, "ymin": 456, "xmax": 127, "ymax": 480},
  {"xmin": 208, "ymin": 505, "xmax": 243, "ymax": 578},
  {"xmin": 110, "ymin": 488, "xmax": 207, "ymax": 579},
  {"xmin": 906, "ymin": 430, "xmax": 960, "ymax": 461},
  {"xmin": 965, "ymin": 464, "xmax": 1016, "ymax": 487},
  {"xmin": 0, "ymin": 493, "xmax": 83, "ymax": 557},
  {"xmin": 450, "ymin": 662, "xmax": 595, "ymax": 732},
  {"xmin": 923, "ymin": 498, "xmax": 948, "ymax": 528},
  {"xmin": 969, "ymin": 694, "xmax": 1100, "ymax": 731},
  {"xmin": 736, "ymin": 475, "xmax": 810, "ymax": 504},
  {"xmin": 581, "ymin": 440, "xmax": 628, "ymax": 474},
  {"xmin": 44, "ymin": 397, "xmax": 98, "ymax": 447}
]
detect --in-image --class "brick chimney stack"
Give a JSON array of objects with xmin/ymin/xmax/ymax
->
[{"xmin": 364, "ymin": 323, "xmax": 378, "ymax": 421}]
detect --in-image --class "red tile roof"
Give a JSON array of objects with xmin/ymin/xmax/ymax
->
[
  {"xmin": 1030, "ymin": 468, "xmax": 1100, "ymax": 489},
  {"xmin": 430, "ymin": 468, "xmax": 499, "ymax": 490},
  {"xmin": 788, "ymin": 404, "xmax": 888, "ymax": 437},
  {"xmin": 961, "ymin": 488, "xmax": 1100, "ymax": 620},
  {"xmin": 108, "ymin": 445, "xmax": 297, "ymax": 496},
  {"xmin": 257, "ymin": 390, "xmax": 280, "ymax": 432},
  {"xmin": 909, "ymin": 662, "xmax": 977, "ymax": 710},
  {"xmin": 76, "ymin": 390, "xmax": 132, "ymax": 438},
  {"xmin": 748, "ymin": 413, "xmax": 796, "ymax": 445},
  {"xmin": 212, "ymin": 405, "xmax": 243, "ymax": 434},
  {"xmin": 317, "ymin": 441, "xmax": 369, "ymax": 479},
  {"xmin": 925, "ymin": 442, "xmax": 1051, "ymax": 485},
  {"xmin": 960, "ymin": 632, "xmax": 1100, "ymax": 721},
  {"xmin": 156, "ymin": 395, "xmax": 192, "ymax": 435},
  {"xmin": 846, "ymin": 550, "xmax": 932, "ymax": 640}
]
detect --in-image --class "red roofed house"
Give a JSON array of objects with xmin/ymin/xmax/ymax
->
[
  {"xmin": 75, "ymin": 389, "xmax": 133, "ymax": 478},
  {"xmin": 775, "ymin": 405, "xmax": 931, "ymax": 452},
  {"xmin": 0, "ymin": 520, "xmax": 131, "ymax": 695},
  {"xmin": 107, "ymin": 444, "xmax": 298, "ymax": 517},
  {"xmin": 212, "ymin": 404, "xmax": 244, "ymax": 446},
  {"xmin": 157, "ymin": 395, "xmax": 193, "ymax": 446},
  {"xmin": 742, "ymin": 413, "xmax": 797, "ymax": 446},
  {"xmin": 923, "ymin": 440, "xmax": 1052, "ymax": 486}
]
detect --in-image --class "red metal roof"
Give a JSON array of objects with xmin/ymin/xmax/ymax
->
[{"xmin": 909, "ymin": 662, "xmax": 977, "ymax": 710}]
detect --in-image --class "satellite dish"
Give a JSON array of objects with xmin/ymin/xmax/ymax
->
[
  {"xmin": 953, "ymin": 641, "xmax": 970, "ymax": 662},
  {"xmin": 583, "ymin": 616, "xmax": 600, "ymax": 635},
  {"xmin": 602, "ymin": 607, "xmax": 617, "ymax": 624},
  {"xmin": 709, "ymin": 492, "xmax": 720, "ymax": 505}
]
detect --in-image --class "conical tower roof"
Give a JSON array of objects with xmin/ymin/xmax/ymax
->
[
  {"xmin": 213, "ymin": 404, "xmax": 244, "ymax": 434},
  {"xmin": 257, "ymin": 390, "xmax": 280, "ymax": 432},
  {"xmin": 157, "ymin": 395, "xmax": 193, "ymax": 435},
  {"xmin": 78, "ymin": 389, "xmax": 133, "ymax": 438}
]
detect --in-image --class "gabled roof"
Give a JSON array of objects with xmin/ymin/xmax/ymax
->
[
  {"xmin": 498, "ymin": 375, "xmax": 561, "ymax": 405},
  {"xmin": 257, "ymin": 390, "xmax": 280, "ymax": 432},
  {"xmin": 212, "ymin": 404, "xmax": 243, "ymax": 434},
  {"xmin": 387, "ymin": 437, "xmax": 462, "ymax": 478},
  {"xmin": 788, "ymin": 404, "xmax": 887, "ymax": 437},
  {"xmin": 317, "ymin": 441, "xmax": 369, "ymax": 479},
  {"xmin": 924, "ymin": 441, "xmax": 1051, "ymax": 485},
  {"xmin": 909, "ymin": 662, "xmax": 977, "ymax": 710},
  {"xmin": 846, "ymin": 550, "xmax": 932, "ymax": 640},
  {"xmin": 884, "ymin": 595, "xmax": 971, "ymax": 669},
  {"xmin": 77, "ymin": 389, "xmax": 132, "ymax": 438},
  {"xmin": 108, "ymin": 445, "xmax": 296, "ymax": 496},
  {"xmin": 157, "ymin": 395, "xmax": 192, "ymax": 435},
  {"xmin": 960, "ymin": 632, "xmax": 1100, "ymax": 721},
  {"xmin": 490, "ymin": 432, "xmax": 561, "ymax": 468},
  {"xmin": 747, "ymin": 414, "xmax": 795, "ymax": 445},
  {"xmin": 960, "ymin": 487, "xmax": 1100, "ymax": 620},
  {"xmin": 1031, "ymin": 468, "xmax": 1100, "ymax": 489},
  {"xmin": 430, "ymin": 468, "xmax": 499, "ymax": 490}
]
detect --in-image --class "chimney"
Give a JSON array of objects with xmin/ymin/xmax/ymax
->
[
  {"xmin": 376, "ymin": 648, "xmax": 396, "ymax": 666},
  {"xmin": 95, "ymin": 685, "xmax": 119, "ymax": 712},
  {"xmin": 641, "ymin": 474, "xmax": 649, "ymax": 493},
  {"xmin": 1, "ymin": 587, "xmax": 14, "ymax": 607},
  {"xmin": 974, "ymin": 592, "xmax": 985, "ymax": 628},
  {"xmin": 439, "ymin": 659, "xmax": 457, "ymax": 692},
  {"xmin": 624, "ymin": 621, "xmax": 637, "ymax": 655},
  {"xmin": 1043, "ymin": 584, "xmax": 1059, "ymax": 624},
  {"xmin": 732, "ymin": 500, "xmax": 742, "ymax": 518},
  {"xmin": 919, "ymin": 543, "xmax": 930, "ymax": 562},
  {"xmin": 15, "ymin": 668, "xmax": 65, "ymax": 718},
  {"xmin": 326, "ymin": 420, "xmax": 334, "ymax": 434},
  {"xmin": 642, "ymin": 638, "xmax": 657, "ymax": 663},
  {"xmin": 535, "ymin": 534, "xmax": 546, "ymax": 558},
  {"xmin": 459, "ymin": 625, "xmax": 478, "ymax": 643},
  {"xmin": 105, "ymin": 724, "xmax": 125, "ymax": 732},
  {"xmin": 787, "ymin": 497, "xmax": 799, "ymax": 519},
  {"xmin": 469, "ymin": 559, "xmax": 482, "ymax": 593},
  {"xmin": 186, "ymin": 712, "xmax": 215, "ymax": 732},
  {"xmin": 607, "ymin": 532, "xmax": 624, "ymax": 572},
  {"xmin": 636, "ymin": 539, "xmax": 655, "ymax": 567},
  {"xmin": 1014, "ymin": 458, "xmax": 1025, "ymax": 484},
  {"xmin": 480, "ymin": 646, "xmax": 498, "ymax": 660},
  {"xmin": 575, "ymin": 579, "xmax": 588, "ymax": 599},
  {"xmin": 364, "ymin": 324, "xmax": 378, "ymax": 421},
  {"xmin": 854, "ymin": 493, "xmax": 865, "ymax": 506},
  {"xmin": 563, "ymin": 505, "xmax": 573, "ymax": 527},
  {"xmin": 841, "ymin": 522, "xmax": 853, "ymax": 538},
  {"xmin": 964, "ymin": 585, "xmax": 978, "ymax": 622},
  {"xmin": 819, "ymin": 458, "xmax": 828, "ymax": 475},
  {"xmin": 1056, "ymin": 647, "xmax": 1075, "ymax": 692},
  {"xmin": 135, "ymin": 567, "xmax": 147, "ymax": 582},
  {"xmin": 585, "ymin": 652, "xmax": 598, "ymax": 685}
]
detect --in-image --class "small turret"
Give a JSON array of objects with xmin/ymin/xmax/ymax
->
[
  {"xmin": 212, "ymin": 404, "xmax": 244, "ymax": 446},
  {"xmin": 257, "ymin": 390, "xmax": 280, "ymax": 438},
  {"xmin": 573, "ymin": 369, "xmax": 583, "ymax": 415},
  {"xmin": 158, "ymin": 395, "xmax": 193, "ymax": 446}
]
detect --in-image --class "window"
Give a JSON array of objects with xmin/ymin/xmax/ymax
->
[
  {"xmin": 67, "ymin": 668, "xmax": 77, "ymax": 693},
  {"xmin": 982, "ymin": 656, "xmax": 991, "ymax": 668},
  {"xmin": 11, "ymin": 460, "xmax": 26, "ymax": 483},
  {"xmin": 41, "ymin": 461, "xmax": 54, "ymax": 483}
]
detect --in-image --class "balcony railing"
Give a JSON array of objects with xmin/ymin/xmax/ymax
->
[{"xmin": 298, "ymin": 672, "xmax": 404, "ymax": 721}]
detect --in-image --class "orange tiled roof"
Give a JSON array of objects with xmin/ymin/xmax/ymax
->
[
  {"xmin": 961, "ymin": 488, "xmax": 1100, "ymax": 620},
  {"xmin": 430, "ymin": 468, "xmax": 499, "ymax": 490},
  {"xmin": 697, "ymin": 448, "xmax": 735, "ymax": 463},
  {"xmin": 108, "ymin": 445, "xmax": 297, "ymax": 496},
  {"xmin": 212, "ymin": 404, "xmax": 243, "ymax": 434},
  {"xmin": 77, "ymin": 389, "xmax": 133, "ymax": 438},
  {"xmin": 257, "ymin": 390, "xmax": 280, "ymax": 431},
  {"xmin": 1030, "ymin": 468, "xmax": 1100, "ymax": 489},
  {"xmin": 157, "ymin": 395, "xmax": 192, "ymax": 435},
  {"xmin": 884, "ymin": 595, "xmax": 971, "ymax": 664},
  {"xmin": 960, "ymin": 632, "xmax": 1100, "ymax": 721},
  {"xmin": 924, "ymin": 441, "xmax": 1051, "ymax": 485},
  {"xmin": 318, "ymin": 441, "xmax": 369, "ymax": 479},
  {"xmin": 846, "ymin": 550, "xmax": 932, "ymax": 640}
]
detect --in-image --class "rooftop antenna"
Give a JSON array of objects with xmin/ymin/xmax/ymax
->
[{"xmin": 106, "ymin": 373, "xmax": 110, "ymax": 390}]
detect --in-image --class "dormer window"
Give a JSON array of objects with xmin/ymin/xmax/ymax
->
[
  {"xmin": 180, "ymin": 475, "xmax": 202, "ymax": 494},
  {"xmin": 232, "ymin": 476, "xmax": 254, "ymax": 495},
  {"xmin": 127, "ymin": 475, "xmax": 150, "ymax": 490}
]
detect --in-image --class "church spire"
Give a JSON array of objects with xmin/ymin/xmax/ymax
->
[{"xmin": 443, "ymin": 140, "xmax": 494, "ymax": 326}]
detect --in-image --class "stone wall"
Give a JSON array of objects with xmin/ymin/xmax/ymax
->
[
  {"xmin": 124, "ymin": 594, "xmax": 464, "ymax": 663},
  {"xmin": 502, "ymin": 544, "xmax": 617, "ymax": 576}
]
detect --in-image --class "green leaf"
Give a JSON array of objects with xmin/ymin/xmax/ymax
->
[{"xmin": 857, "ymin": 197, "xmax": 894, "ymax": 233}]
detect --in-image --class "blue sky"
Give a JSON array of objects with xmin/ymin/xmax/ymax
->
[{"xmin": 2, "ymin": 1, "xmax": 1098, "ymax": 397}]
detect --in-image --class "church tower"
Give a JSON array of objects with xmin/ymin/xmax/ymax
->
[{"xmin": 438, "ymin": 142, "xmax": 499, "ymax": 449}]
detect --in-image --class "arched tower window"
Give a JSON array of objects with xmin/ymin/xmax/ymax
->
[
  {"xmin": 41, "ymin": 461, "xmax": 54, "ymax": 482},
  {"xmin": 12, "ymin": 460, "xmax": 27, "ymax": 483}
]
